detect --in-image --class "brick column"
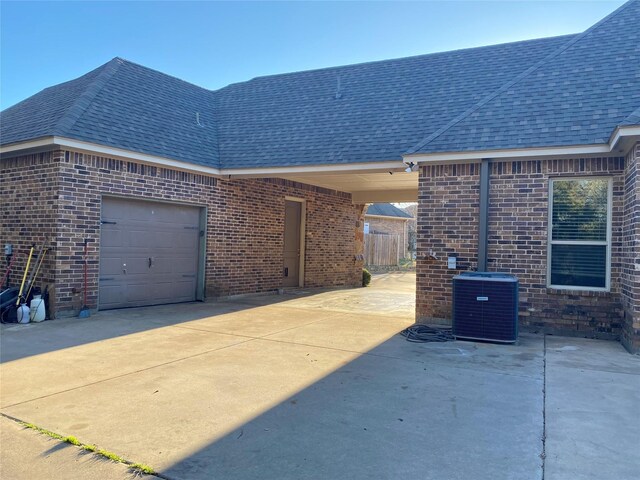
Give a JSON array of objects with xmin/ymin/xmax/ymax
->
[
  {"xmin": 416, "ymin": 163, "xmax": 480, "ymax": 324},
  {"xmin": 353, "ymin": 204, "xmax": 367, "ymax": 285},
  {"xmin": 621, "ymin": 142, "xmax": 640, "ymax": 353}
]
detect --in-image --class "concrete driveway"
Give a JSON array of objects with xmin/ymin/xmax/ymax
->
[{"xmin": 1, "ymin": 272, "xmax": 638, "ymax": 480}]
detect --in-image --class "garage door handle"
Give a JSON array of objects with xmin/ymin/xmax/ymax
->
[{"xmin": 148, "ymin": 257, "xmax": 153, "ymax": 268}]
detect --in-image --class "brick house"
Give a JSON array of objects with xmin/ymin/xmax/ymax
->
[
  {"xmin": 364, "ymin": 203, "xmax": 413, "ymax": 260},
  {"xmin": 1, "ymin": 1, "xmax": 639, "ymax": 352}
]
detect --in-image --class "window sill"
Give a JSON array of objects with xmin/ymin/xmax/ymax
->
[{"xmin": 546, "ymin": 287, "xmax": 611, "ymax": 297}]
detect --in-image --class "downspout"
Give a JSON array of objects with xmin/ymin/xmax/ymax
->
[{"xmin": 478, "ymin": 158, "xmax": 491, "ymax": 272}]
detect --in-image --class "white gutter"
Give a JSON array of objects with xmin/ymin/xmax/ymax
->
[
  {"xmin": 402, "ymin": 126, "xmax": 640, "ymax": 165},
  {"xmin": 402, "ymin": 143, "xmax": 612, "ymax": 164},
  {"xmin": 0, "ymin": 136, "xmax": 224, "ymax": 177},
  {"xmin": 222, "ymin": 161, "xmax": 406, "ymax": 177},
  {"xmin": 0, "ymin": 136, "xmax": 406, "ymax": 177},
  {"xmin": 2, "ymin": 128, "xmax": 638, "ymax": 176}
]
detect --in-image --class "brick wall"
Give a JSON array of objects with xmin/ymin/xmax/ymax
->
[
  {"xmin": 417, "ymin": 157, "xmax": 626, "ymax": 340},
  {"xmin": 621, "ymin": 143, "xmax": 640, "ymax": 353},
  {"xmin": 365, "ymin": 215, "xmax": 409, "ymax": 259},
  {"xmin": 417, "ymin": 163, "xmax": 480, "ymax": 321},
  {"xmin": 1, "ymin": 150, "xmax": 363, "ymax": 316},
  {"xmin": 0, "ymin": 153, "xmax": 59, "ymax": 308}
]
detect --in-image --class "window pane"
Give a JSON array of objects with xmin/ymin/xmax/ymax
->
[
  {"xmin": 550, "ymin": 244, "xmax": 606, "ymax": 288},
  {"xmin": 552, "ymin": 179, "xmax": 608, "ymax": 241}
]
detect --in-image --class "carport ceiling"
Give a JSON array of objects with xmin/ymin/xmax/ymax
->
[{"xmin": 279, "ymin": 170, "xmax": 418, "ymax": 203}]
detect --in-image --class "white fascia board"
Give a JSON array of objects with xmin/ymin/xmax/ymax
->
[
  {"xmin": 403, "ymin": 144, "xmax": 612, "ymax": 164},
  {"xmin": 0, "ymin": 136, "xmax": 224, "ymax": 177},
  {"xmin": 0, "ymin": 137, "xmax": 56, "ymax": 154},
  {"xmin": 54, "ymin": 137, "xmax": 223, "ymax": 176},
  {"xmin": 609, "ymin": 125, "xmax": 640, "ymax": 149},
  {"xmin": 223, "ymin": 161, "xmax": 406, "ymax": 177},
  {"xmin": 365, "ymin": 214, "xmax": 411, "ymax": 221},
  {"xmin": 1, "ymin": 137, "xmax": 406, "ymax": 177}
]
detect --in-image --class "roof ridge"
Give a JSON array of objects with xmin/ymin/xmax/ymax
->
[
  {"xmin": 211, "ymin": 92, "xmax": 224, "ymax": 168},
  {"xmin": 113, "ymin": 56, "xmax": 216, "ymax": 94},
  {"xmin": 53, "ymin": 58, "xmax": 123, "ymax": 136},
  {"xmin": 404, "ymin": 0, "xmax": 637, "ymax": 155},
  {"xmin": 220, "ymin": 34, "xmax": 577, "ymax": 91}
]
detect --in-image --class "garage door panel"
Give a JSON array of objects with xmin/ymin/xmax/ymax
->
[
  {"xmin": 99, "ymin": 284, "xmax": 124, "ymax": 309},
  {"xmin": 99, "ymin": 197, "xmax": 201, "ymax": 310},
  {"xmin": 126, "ymin": 283, "xmax": 152, "ymax": 303},
  {"xmin": 150, "ymin": 259, "xmax": 173, "ymax": 275},
  {"xmin": 100, "ymin": 256, "xmax": 124, "ymax": 276},
  {"xmin": 179, "ymin": 231, "xmax": 200, "ymax": 247},
  {"xmin": 130, "ymin": 230, "xmax": 151, "ymax": 248},
  {"xmin": 125, "ymin": 256, "xmax": 151, "ymax": 275},
  {"xmin": 101, "ymin": 229, "xmax": 122, "ymax": 248},
  {"xmin": 153, "ymin": 232, "xmax": 175, "ymax": 248},
  {"xmin": 169, "ymin": 281, "xmax": 198, "ymax": 300}
]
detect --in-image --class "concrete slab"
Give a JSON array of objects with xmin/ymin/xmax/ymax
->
[
  {"xmin": 264, "ymin": 312, "xmax": 414, "ymax": 352},
  {"xmin": 0, "ymin": 416, "xmax": 142, "ymax": 480},
  {"xmin": 162, "ymin": 346, "xmax": 544, "ymax": 480},
  {"xmin": 544, "ymin": 337, "xmax": 640, "ymax": 480},
  {"xmin": 1, "ymin": 324, "xmax": 249, "ymax": 408},
  {"xmin": 175, "ymin": 304, "xmax": 342, "ymax": 337},
  {"xmin": 1, "ymin": 274, "xmax": 637, "ymax": 480},
  {"xmin": 276, "ymin": 272, "xmax": 416, "ymax": 318},
  {"xmin": 3, "ymin": 339, "xmax": 362, "ymax": 473}
]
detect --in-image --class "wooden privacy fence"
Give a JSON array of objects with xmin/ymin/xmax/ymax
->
[{"xmin": 364, "ymin": 233, "xmax": 400, "ymax": 266}]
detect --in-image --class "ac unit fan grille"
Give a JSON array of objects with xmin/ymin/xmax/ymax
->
[{"xmin": 453, "ymin": 273, "xmax": 518, "ymax": 343}]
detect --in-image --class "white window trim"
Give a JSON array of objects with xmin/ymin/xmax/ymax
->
[{"xmin": 547, "ymin": 176, "xmax": 612, "ymax": 292}]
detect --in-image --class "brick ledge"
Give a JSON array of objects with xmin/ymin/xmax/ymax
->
[{"xmin": 546, "ymin": 287, "xmax": 612, "ymax": 298}]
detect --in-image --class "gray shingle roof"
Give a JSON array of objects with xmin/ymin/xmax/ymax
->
[
  {"xmin": 622, "ymin": 106, "xmax": 640, "ymax": 126},
  {"xmin": 1, "ymin": 58, "xmax": 220, "ymax": 168},
  {"xmin": 410, "ymin": 0, "xmax": 640, "ymax": 154},
  {"xmin": 215, "ymin": 35, "xmax": 576, "ymax": 167},
  {"xmin": 366, "ymin": 203, "xmax": 413, "ymax": 219},
  {"xmin": 1, "ymin": 1, "xmax": 638, "ymax": 169}
]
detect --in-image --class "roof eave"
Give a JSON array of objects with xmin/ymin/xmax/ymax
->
[
  {"xmin": 0, "ymin": 136, "xmax": 224, "ymax": 177},
  {"xmin": 365, "ymin": 213, "xmax": 411, "ymax": 221},
  {"xmin": 403, "ymin": 142, "xmax": 618, "ymax": 165}
]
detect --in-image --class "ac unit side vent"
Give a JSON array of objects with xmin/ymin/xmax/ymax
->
[{"xmin": 452, "ymin": 272, "xmax": 519, "ymax": 343}]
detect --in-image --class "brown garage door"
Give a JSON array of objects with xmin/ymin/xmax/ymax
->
[{"xmin": 99, "ymin": 197, "xmax": 202, "ymax": 310}]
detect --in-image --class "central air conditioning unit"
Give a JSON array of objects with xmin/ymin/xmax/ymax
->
[{"xmin": 452, "ymin": 272, "xmax": 519, "ymax": 343}]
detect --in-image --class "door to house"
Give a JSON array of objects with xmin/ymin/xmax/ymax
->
[
  {"xmin": 283, "ymin": 200, "xmax": 302, "ymax": 287},
  {"xmin": 99, "ymin": 196, "xmax": 203, "ymax": 310}
]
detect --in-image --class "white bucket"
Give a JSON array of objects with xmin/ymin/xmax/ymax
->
[
  {"xmin": 17, "ymin": 304, "xmax": 30, "ymax": 324},
  {"xmin": 30, "ymin": 295, "xmax": 46, "ymax": 322}
]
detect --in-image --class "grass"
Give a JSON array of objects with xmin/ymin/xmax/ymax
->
[{"xmin": 16, "ymin": 420, "xmax": 156, "ymax": 476}]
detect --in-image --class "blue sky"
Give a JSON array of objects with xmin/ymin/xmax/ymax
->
[{"xmin": 0, "ymin": 0, "xmax": 626, "ymax": 109}]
